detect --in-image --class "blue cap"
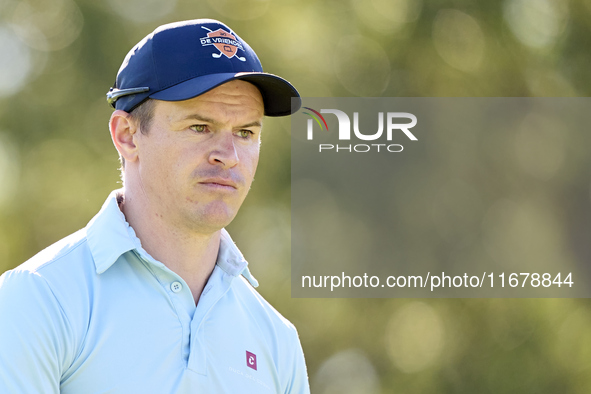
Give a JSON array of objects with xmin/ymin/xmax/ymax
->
[{"xmin": 107, "ymin": 19, "xmax": 301, "ymax": 117}]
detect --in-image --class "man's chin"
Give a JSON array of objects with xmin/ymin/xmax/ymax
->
[{"xmin": 184, "ymin": 204, "xmax": 238, "ymax": 234}]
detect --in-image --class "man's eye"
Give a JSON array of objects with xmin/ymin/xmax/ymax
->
[
  {"xmin": 190, "ymin": 125, "xmax": 207, "ymax": 133},
  {"xmin": 238, "ymin": 130, "xmax": 253, "ymax": 138}
]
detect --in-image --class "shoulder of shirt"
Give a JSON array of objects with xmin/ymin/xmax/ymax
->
[
  {"xmin": 232, "ymin": 274, "xmax": 299, "ymax": 335},
  {"xmin": 1, "ymin": 227, "xmax": 94, "ymax": 349},
  {"xmin": 12, "ymin": 228, "xmax": 90, "ymax": 275}
]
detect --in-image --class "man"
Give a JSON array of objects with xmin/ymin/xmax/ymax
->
[{"xmin": 0, "ymin": 19, "xmax": 309, "ymax": 393}]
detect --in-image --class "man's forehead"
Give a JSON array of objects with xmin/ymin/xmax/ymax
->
[
  {"xmin": 154, "ymin": 81, "xmax": 264, "ymax": 123},
  {"xmin": 196, "ymin": 80, "xmax": 264, "ymax": 107}
]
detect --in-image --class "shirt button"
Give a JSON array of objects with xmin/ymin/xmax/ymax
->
[{"xmin": 170, "ymin": 281, "xmax": 182, "ymax": 293}]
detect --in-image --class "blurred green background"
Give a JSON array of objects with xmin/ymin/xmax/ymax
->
[{"xmin": 1, "ymin": 0, "xmax": 591, "ymax": 392}]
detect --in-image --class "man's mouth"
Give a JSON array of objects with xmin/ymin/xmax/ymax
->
[{"xmin": 198, "ymin": 177, "xmax": 238, "ymax": 189}]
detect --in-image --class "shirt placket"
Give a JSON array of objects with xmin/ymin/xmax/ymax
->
[
  {"xmin": 186, "ymin": 265, "xmax": 233, "ymax": 375},
  {"xmin": 136, "ymin": 252, "xmax": 197, "ymax": 363}
]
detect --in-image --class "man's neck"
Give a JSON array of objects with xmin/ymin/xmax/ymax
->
[{"xmin": 118, "ymin": 190, "xmax": 219, "ymax": 305}]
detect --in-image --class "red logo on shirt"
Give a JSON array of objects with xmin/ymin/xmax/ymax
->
[{"xmin": 246, "ymin": 351, "xmax": 257, "ymax": 370}]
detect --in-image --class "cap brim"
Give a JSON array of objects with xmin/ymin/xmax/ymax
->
[{"xmin": 149, "ymin": 72, "xmax": 301, "ymax": 117}]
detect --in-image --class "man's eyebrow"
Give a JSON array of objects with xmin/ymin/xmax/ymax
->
[
  {"xmin": 239, "ymin": 121, "xmax": 262, "ymax": 128},
  {"xmin": 179, "ymin": 114, "xmax": 262, "ymax": 128}
]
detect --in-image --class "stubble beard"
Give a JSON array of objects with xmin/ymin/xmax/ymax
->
[{"xmin": 178, "ymin": 197, "xmax": 242, "ymax": 235}]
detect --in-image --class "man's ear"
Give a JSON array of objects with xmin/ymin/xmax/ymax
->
[{"xmin": 110, "ymin": 110, "xmax": 139, "ymax": 164}]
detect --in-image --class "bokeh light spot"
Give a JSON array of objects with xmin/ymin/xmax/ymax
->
[
  {"xmin": 514, "ymin": 111, "xmax": 565, "ymax": 181},
  {"xmin": 333, "ymin": 35, "xmax": 390, "ymax": 96},
  {"xmin": 556, "ymin": 308, "xmax": 591, "ymax": 371},
  {"xmin": 432, "ymin": 9, "xmax": 485, "ymax": 73},
  {"xmin": 11, "ymin": 0, "xmax": 83, "ymax": 52},
  {"xmin": 352, "ymin": 0, "xmax": 422, "ymax": 34},
  {"xmin": 207, "ymin": 0, "xmax": 270, "ymax": 21},
  {"xmin": 107, "ymin": 0, "xmax": 176, "ymax": 24},
  {"xmin": 0, "ymin": 132, "xmax": 20, "ymax": 208},
  {"xmin": 313, "ymin": 348, "xmax": 380, "ymax": 394},
  {"xmin": 503, "ymin": 0, "xmax": 568, "ymax": 50},
  {"xmin": 0, "ymin": 25, "xmax": 32, "ymax": 97},
  {"xmin": 385, "ymin": 302, "xmax": 444, "ymax": 373}
]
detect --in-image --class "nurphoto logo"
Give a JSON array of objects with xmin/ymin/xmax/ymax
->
[{"xmin": 302, "ymin": 107, "xmax": 418, "ymax": 153}]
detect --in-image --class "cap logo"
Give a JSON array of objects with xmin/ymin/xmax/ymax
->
[{"xmin": 200, "ymin": 26, "xmax": 246, "ymax": 62}]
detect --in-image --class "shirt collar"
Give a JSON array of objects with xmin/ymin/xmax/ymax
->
[
  {"xmin": 85, "ymin": 190, "xmax": 259, "ymax": 288},
  {"xmin": 86, "ymin": 190, "xmax": 136, "ymax": 274},
  {"xmin": 218, "ymin": 228, "xmax": 259, "ymax": 287}
]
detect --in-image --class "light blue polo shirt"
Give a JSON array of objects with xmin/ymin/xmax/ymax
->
[{"xmin": 0, "ymin": 190, "xmax": 310, "ymax": 393}]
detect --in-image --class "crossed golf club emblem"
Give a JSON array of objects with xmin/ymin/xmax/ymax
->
[{"xmin": 201, "ymin": 26, "xmax": 246, "ymax": 62}]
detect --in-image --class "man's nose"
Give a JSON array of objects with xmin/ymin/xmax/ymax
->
[{"xmin": 208, "ymin": 131, "xmax": 239, "ymax": 168}]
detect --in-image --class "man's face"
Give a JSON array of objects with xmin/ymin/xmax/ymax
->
[{"xmin": 131, "ymin": 80, "xmax": 264, "ymax": 234}]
